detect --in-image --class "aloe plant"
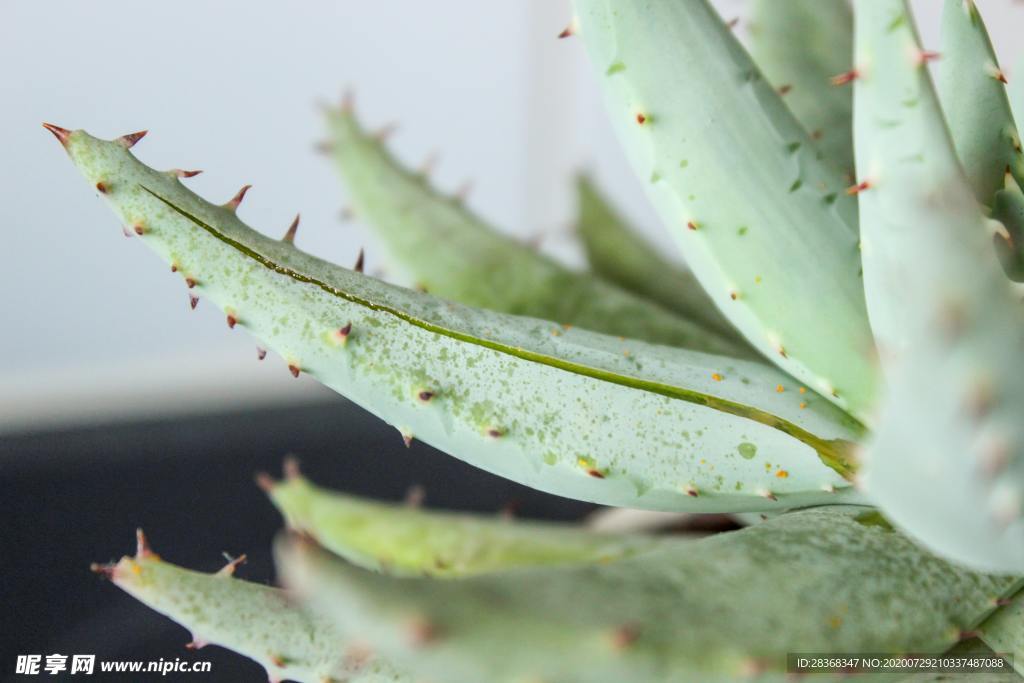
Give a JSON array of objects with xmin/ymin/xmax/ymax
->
[{"xmin": 43, "ymin": 0, "xmax": 1024, "ymax": 679}]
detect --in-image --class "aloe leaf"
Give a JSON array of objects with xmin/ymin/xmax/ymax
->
[
  {"xmin": 937, "ymin": 0, "xmax": 1024, "ymax": 207},
  {"xmin": 46, "ymin": 126, "xmax": 866, "ymax": 513},
  {"xmin": 262, "ymin": 463, "xmax": 661, "ymax": 578},
  {"xmin": 325, "ymin": 106, "xmax": 747, "ymax": 357},
  {"xmin": 854, "ymin": 0, "xmax": 1024, "ymax": 574},
  {"xmin": 278, "ymin": 507, "xmax": 1019, "ymax": 683},
  {"xmin": 572, "ymin": 0, "xmax": 878, "ymax": 422},
  {"xmin": 93, "ymin": 531, "xmax": 407, "ymax": 682},
  {"xmin": 574, "ymin": 175, "xmax": 745, "ymax": 346},
  {"xmin": 851, "ymin": 0, "xmax": 998, "ymax": 363},
  {"xmin": 749, "ymin": 0, "xmax": 855, "ymax": 177}
]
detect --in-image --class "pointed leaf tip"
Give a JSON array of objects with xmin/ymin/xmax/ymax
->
[
  {"xmin": 42, "ymin": 122, "xmax": 71, "ymax": 146},
  {"xmin": 116, "ymin": 130, "xmax": 148, "ymax": 149}
]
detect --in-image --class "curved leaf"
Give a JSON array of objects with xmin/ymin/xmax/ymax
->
[
  {"xmin": 279, "ymin": 507, "xmax": 1019, "ymax": 683},
  {"xmin": 572, "ymin": 0, "xmax": 878, "ymax": 421},
  {"xmin": 46, "ymin": 127, "xmax": 866, "ymax": 513},
  {"xmin": 855, "ymin": 0, "xmax": 1024, "ymax": 573},
  {"xmin": 263, "ymin": 465, "xmax": 662, "ymax": 577},
  {"xmin": 94, "ymin": 532, "xmax": 406, "ymax": 682}
]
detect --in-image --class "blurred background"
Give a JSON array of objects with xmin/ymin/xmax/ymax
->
[{"xmin": 3, "ymin": 0, "xmax": 1024, "ymax": 678}]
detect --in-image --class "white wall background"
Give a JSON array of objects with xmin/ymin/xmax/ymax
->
[{"xmin": 2, "ymin": 0, "xmax": 1022, "ymax": 431}]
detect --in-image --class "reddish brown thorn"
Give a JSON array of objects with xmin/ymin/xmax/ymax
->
[
  {"xmin": 218, "ymin": 553, "xmax": 247, "ymax": 576},
  {"xmin": 729, "ymin": 291, "xmax": 738, "ymax": 301},
  {"xmin": 185, "ymin": 277, "xmax": 196, "ymax": 289},
  {"xmin": 777, "ymin": 347, "xmax": 787, "ymax": 358},
  {"xmin": 226, "ymin": 314, "xmax": 237, "ymax": 329},
  {"xmin": 846, "ymin": 179, "xmax": 872, "ymax": 195},
  {"xmin": 288, "ymin": 364, "xmax": 301, "ymax": 378},
  {"xmin": 282, "ymin": 213, "xmax": 300, "ymax": 244},
  {"xmin": 635, "ymin": 112, "xmax": 647, "ymax": 125},
  {"xmin": 959, "ymin": 630, "xmax": 981, "ymax": 641},
  {"xmin": 255, "ymin": 472, "xmax": 276, "ymax": 493},
  {"xmin": 335, "ymin": 322, "xmax": 353, "ymax": 343},
  {"xmin": 373, "ymin": 123, "xmax": 398, "ymax": 141},
  {"xmin": 991, "ymin": 67, "xmax": 1009, "ymax": 84},
  {"xmin": 810, "ymin": 129, "xmax": 823, "ymax": 141},
  {"xmin": 486, "ymin": 427, "xmax": 505, "ymax": 439},
  {"xmin": 283, "ymin": 456, "xmax": 301, "ymax": 480},
  {"xmin": 995, "ymin": 597, "xmax": 1014, "ymax": 607},
  {"xmin": 117, "ymin": 130, "xmax": 148, "ymax": 149},
  {"xmin": 777, "ymin": 84, "xmax": 792, "ymax": 96},
  {"xmin": 684, "ymin": 484, "xmax": 699, "ymax": 497},
  {"xmin": 42, "ymin": 122, "xmax": 72, "ymax": 146},
  {"xmin": 189, "ymin": 294, "xmax": 199, "ymax": 310},
  {"xmin": 761, "ymin": 490, "xmax": 778, "ymax": 502},
  {"xmin": 687, "ymin": 220, "xmax": 699, "ymax": 231},
  {"xmin": 830, "ymin": 69, "xmax": 859, "ymax": 86},
  {"xmin": 185, "ymin": 640, "xmax": 208, "ymax": 651},
  {"xmin": 418, "ymin": 390, "xmax": 435, "ymax": 402},
  {"xmin": 172, "ymin": 169, "xmax": 203, "ymax": 179},
  {"xmin": 916, "ymin": 50, "xmax": 941, "ymax": 65},
  {"xmin": 95, "ymin": 182, "xmax": 109, "ymax": 194},
  {"xmin": 136, "ymin": 528, "xmax": 154, "ymax": 558},
  {"xmin": 270, "ymin": 655, "xmax": 286, "ymax": 668},
  {"xmin": 586, "ymin": 469, "xmax": 605, "ymax": 479},
  {"xmin": 353, "ymin": 248, "xmax": 365, "ymax": 274},
  {"xmin": 610, "ymin": 623, "xmax": 641, "ymax": 650},
  {"xmin": 341, "ymin": 89, "xmax": 355, "ymax": 112},
  {"xmin": 226, "ymin": 184, "xmax": 252, "ymax": 210},
  {"xmin": 402, "ymin": 432, "xmax": 414, "ymax": 448},
  {"xmin": 90, "ymin": 562, "xmax": 115, "ymax": 578},
  {"xmin": 256, "ymin": 347, "xmax": 267, "ymax": 361},
  {"xmin": 170, "ymin": 264, "xmax": 178, "ymax": 273},
  {"xmin": 557, "ymin": 25, "xmax": 574, "ymax": 39},
  {"xmin": 133, "ymin": 224, "xmax": 145, "ymax": 236}
]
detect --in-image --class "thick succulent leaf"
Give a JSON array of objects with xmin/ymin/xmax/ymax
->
[
  {"xmin": 325, "ymin": 107, "xmax": 748, "ymax": 357},
  {"xmin": 278, "ymin": 507, "xmax": 1019, "ymax": 683},
  {"xmin": 992, "ymin": 187, "xmax": 1024, "ymax": 281},
  {"xmin": 572, "ymin": 0, "xmax": 878, "ymax": 422},
  {"xmin": 855, "ymin": 0, "xmax": 1024, "ymax": 574},
  {"xmin": 851, "ymin": 0, "xmax": 997, "ymax": 365},
  {"xmin": 574, "ymin": 175, "xmax": 745, "ymax": 346},
  {"xmin": 94, "ymin": 533, "xmax": 407, "ymax": 682},
  {"xmin": 749, "ymin": 0, "xmax": 856, "ymax": 177},
  {"xmin": 47, "ymin": 128, "xmax": 866, "ymax": 513},
  {"xmin": 263, "ymin": 465, "xmax": 662, "ymax": 577},
  {"xmin": 979, "ymin": 586, "xmax": 1024, "ymax": 675},
  {"xmin": 937, "ymin": 0, "xmax": 1024, "ymax": 207}
]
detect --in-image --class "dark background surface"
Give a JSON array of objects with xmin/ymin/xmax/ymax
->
[{"xmin": 1, "ymin": 397, "xmax": 596, "ymax": 681}]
